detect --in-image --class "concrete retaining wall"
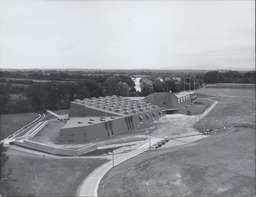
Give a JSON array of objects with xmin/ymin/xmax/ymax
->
[{"xmin": 14, "ymin": 139, "xmax": 99, "ymax": 156}]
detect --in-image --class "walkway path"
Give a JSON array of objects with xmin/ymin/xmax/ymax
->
[{"xmin": 77, "ymin": 137, "xmax": 162, "ymax": 197}]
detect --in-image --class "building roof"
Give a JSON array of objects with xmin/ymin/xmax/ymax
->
[
  {"xmin": 62, "ymin": 116, "xmax": 122, "ymax": 129},
  {"xmin": 71, "ymin": 95, "xmax": 160, "ymax": 117}
]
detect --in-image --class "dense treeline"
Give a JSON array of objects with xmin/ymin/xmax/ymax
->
[
  {"xmin": 204, "ymin": 70, "xmax": 255, "ymax": 84},
  {"xmin": 0, "ymin": 70, "xmax": 255, "ymax": 114},
  {"xmin": 0, "ymin": 75, "xmax": 136, "ymax": 114}
]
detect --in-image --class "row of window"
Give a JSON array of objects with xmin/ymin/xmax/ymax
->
[{"xmin": 178, "ymin": 95, "xmax": 191, "ymax": 104}]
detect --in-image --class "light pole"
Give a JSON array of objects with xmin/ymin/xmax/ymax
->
[
  {"xmin": 112, "ymin": 151, "xmax": 114, "ymax": 167},
  {"xmin": 189, "ymin": 77, "xmax": 191, "ymax": 91},
  {"xmin": 184, "ymin": 77, "xmax": 186, "ymax": 91},
  {"xmin": 145, "ymin": 130, "xmax": 151, "ymax": 150}
]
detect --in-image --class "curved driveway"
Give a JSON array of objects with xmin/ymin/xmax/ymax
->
[
  {"xmin": 77, "ymin": 137, "xmax": 162, "ymax": 196},
  {"xmin": 77, "ymin": 100, "xmax": 218, "ymax": 197}
]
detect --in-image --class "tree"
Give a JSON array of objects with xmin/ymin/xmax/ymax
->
[
  {"xmin": 104, "ymin": 76, "xmax": 118, "ymax": 95},
  {"xmin": 204, "ymin": 71, "xmax": 224, "ymax": 84},
  {"xmin": 153, "ymin": 79, "xmax": 165, "ymax": 92},
  {"xmin": 140, "ymin": 78, "xmax": 153, "ymax": 96},
  {"xmin": 0, "ymin": 142, "xmax": 15, "ymax": 196},
  {"xmin": 115, "ymin": 82, "xmax": 129, "ymax": 96}
]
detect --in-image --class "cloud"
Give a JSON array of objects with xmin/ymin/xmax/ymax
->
[{"xmin": 0, "ymin": 0, "xmax": 254, "ymax": 70}]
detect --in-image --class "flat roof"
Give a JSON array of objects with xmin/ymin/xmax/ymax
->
[{"xmin": 62, "ymin": 116, "xmax": 123, "ymax": 129}]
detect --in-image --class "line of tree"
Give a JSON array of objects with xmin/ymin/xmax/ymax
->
[
  {"xmin": 0, "ymin": 75, "xmax": 137, "ymax": 114},
  {"xmin": 204, "ymin": 70, "xmax": 255, "ymax": 84},
  {"xmin": 0, "ymin": 70, "xmax": 255, "ymax": 114}
]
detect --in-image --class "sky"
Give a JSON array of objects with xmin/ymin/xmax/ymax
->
[{"xmin": 0, "ymin": 0, "xmax": 255, "ymax": 70}]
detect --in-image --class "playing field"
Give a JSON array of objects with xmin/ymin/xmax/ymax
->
[
  {"xmin": 0, "ymin": 113, "xmax": 39, "ymax": 140},
  {"xmin": 98, "ymin": 87, "xmax": 255, "ymax": 197}
]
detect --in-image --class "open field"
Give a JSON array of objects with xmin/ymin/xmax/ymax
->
[
  {"xmin": 0, "ymin": 148, "xmax": 107, "ymax": 196},
  {"xmin": 99, "ymin": 128, "xmax": 255, "ymax": 197},
  {"xmin": 196, "ymin": 87, "xmax": 255, "ymax": 98},
  {"xmin": 98, "ymin": 87, "xmax": 255, "ymax": 197},
  {"xmin": 0, "ymin": 113, "xmax": 39, "ymax": 140},
  {"xmin": 9, "ymin": 93, "xmax": 27, "ymax": 104},
  {"xmin": 194, "ymin": 88, "xmax": 255, "ymax": 132},
  {"xmin": 0, "ymin": 82, "xmax": 30, "ymax": 87}
]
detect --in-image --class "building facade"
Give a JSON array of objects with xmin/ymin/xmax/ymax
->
[
  {"xmin": 58, "ymin": 92, "xmax": 197, "ymax": 144},
  {"xmin": 58, "ymin": 95, "xmax": 163, "ymax": 144}
]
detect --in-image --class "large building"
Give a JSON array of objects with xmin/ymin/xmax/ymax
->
[
  {"xmin": 58, "ymin": 92, "xmax": 197, "ymax": 144},
  {"xmin": 58, "ymin": 95, "xmax": 163, "ymax": 144}
]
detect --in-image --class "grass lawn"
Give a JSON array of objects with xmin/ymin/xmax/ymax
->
[
  {"xmin": 0, "ymin": 149, "xmax": 107, "ymax": 196},
  {"xmin": 9, "ymin": 94, "xmax": 26, "ymax": 103},
  {"xmin": 0, "ymin": 113, "xmax": 39, "ymax": 140},
  {"xmin": 99, "ymin": 128, "xmax": 255, "ymax": 197},
  {"xmin": 188, "ymin": 98, "xmax": 214, "ymax": 115},
  {"xmin": 194, "ymin": 93, "xmax": 255, "ymax": 132},
  {"xmin": 98, "ymin": 87, "xmax": 255, "ymax": 197},
  {"xmin": 196, "ymin": 87, "xmax": 255, "ymax": 98}
]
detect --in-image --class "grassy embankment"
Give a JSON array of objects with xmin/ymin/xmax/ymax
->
[
  {"xmin": 0, "ymin": 109, "xmax": 108, "ymax": 196},
  {"xmin": 0, "ymin": 113, "xmax": 39, "ymax": 140},
  {"xmin": 194, "ymin": 87, "xmax": 255, "ymax": 131},
  {"xmin": 0, "ymin": 149, "xmax": 107, "ymax": 196},
  {"xmin": 188, "ymin": 98, "xmax": 214, "ymax": 115},
  {"xmin": 98, "ymin": 87, "xmax": 255, "ymax": 197}
]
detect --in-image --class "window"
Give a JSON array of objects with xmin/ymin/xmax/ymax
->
[{"xmin": 163, "ymin": 101, "xmax": 167, "ymax": 105}]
